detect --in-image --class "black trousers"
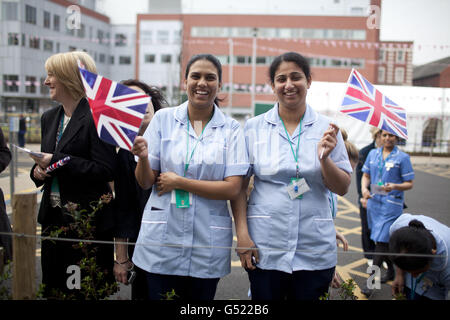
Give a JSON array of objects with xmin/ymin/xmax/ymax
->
[
  {"xmin": 145, "ymin": 272, "xmax": 220, "ymax": 300},
  {"xmin": 373, "ymin": 242, "xmax": 394, "ymax": 272},
  {"xmin": 127, "ymin": 239, "xmax": 148, "ymax": 300},
  {"xmin": 359, "ymin": 204, "xmax": 376, "ymax": 259},
  {"xmin": 247, "ymin": 267, "xmax": 335, "ymax": 300}
]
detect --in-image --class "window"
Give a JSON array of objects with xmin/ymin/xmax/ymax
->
[
  {"xmin": 3, "ymin": 75, "xmax": 19, "ymax": 92},
  {"xmin": 173, "ymin": 30, "xmax": 181, "ymax": 43},
  {"xmin": 99, "ymin": 54, "xmax": 106, "ymax": 64},
  {"xmin": 2, "ymin": 2, "xmax": 18, "ymax": 20},
  {"xmin": 236, "ymin": 56, "xmax": 247, "ymax": 64},
  {"xmin": 25, "ymin": 5, "xmax": 37, "ymax": 25},
  {"xmin": 8, "ymin": 33, "xmax": 19, "ymax": 46},
  {"xmin": 378, "ymin": 67, "xmax": 386, "ymax": 83},
  {"xmin": 69, "ymin": 46, "xmax": 77, "ymax": 52},
  {"xmin": 44, "ymin": 11, "xmax": 51, "ymax": 28},
  {"xmin": 378, "ymin": 49, "xmax": 385, "ymax": 62},
  {"xmin": 157, "ymin": 30, "xmax": 169, "ymax": 44},
  {"xmin": 109, "ymin": 55, "xmax": 115, "ymax": 65},
  {"xmin": 396, "ymin": 50, "xmax": 405, "ymax": 64},
  {"xmin": 54, "ymin": 15, "xmax": 60, "ymax": 31},
  {"xmin": 141, "ymin": 30, "xmax": 152, "ymax": 44},
  {"xmin": 161, "ymin": 54, "xmax": 172, "ymax": 63},
  {"xmin": 40, "ymin": 77, "xmax": 49, "ymax": 95},
  {"xmin": 22, "ymin": 34, "xmax": 26, "ymax": 46},
  {"xmin": 395, "ymin": 67, "xmax": 405, "ymax": 83},
  {"xmin": 97, "ymin": 30, "xmax": 104, "ymax": 45},
  {"xmin": 29, "ymin": 36, "xmax": 40, "ymax": 49},
  {"xmin": 25, "ymin": 76, "xmax": 37, "ymax": 94},
  {"xmin": 144, "ymin": 54, "xmax": 156, "ymax": 63},
  {"xmin": 43, "ymin": 40, "xmax": 53, "ymax": 52},
  {"xmin": 119, "ymin": 56, "xmax": 131, "ymax": 65},
  {"xmin": 115, "ymin": 34, "xmax": 127, "ymax": 47},
  {"xmin": 256, "ymin": 57, "xmax": 267, "ymax": 64},
  {"xmin": 350, "ymin": 7, "xmax": 364, "ymax": 15},
  {"xmin": 78, "ymin": 24, "xmax": 86, "ymax": 38}
]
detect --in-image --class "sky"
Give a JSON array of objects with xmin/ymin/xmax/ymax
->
[{"xmin": 96, "ymin": 0, "xmax": 450, "ymax": 66}]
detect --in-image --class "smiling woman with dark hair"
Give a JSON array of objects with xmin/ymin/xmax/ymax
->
[{"xmin": 130, "ymin": 54, "xmax": 249, "ymax": 300}]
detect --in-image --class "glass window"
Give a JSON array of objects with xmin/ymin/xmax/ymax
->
[
  {"xmin": 395, "ymin": 67, "xmax": 405, "ymax": 83},
  {"xmin": 44, "ymin": 11, "xmax": 51, "ymax": 28},
  {"xmin": 97, "ymin": 30, "xmax": 104, "ymax": 44},
  {"xmin": 99, "ymin": 54, "xmax": 106, "ymax": 64},
  {"xmin": 396, "ymin": 50, "xmax": 405, "ymax": 64},
  {"xmin": 2, "ymin": 2, "xmax": 18, "ymax": 20},
  {"xmin": 109, "ymin": 55, "xmax": 115, "ymax": 65},
  {"xmin": 161, "ymin": 54, "xmax": 172, "ymax": 63},
  {"xmin": 29, "ymin": 36, "xmax": 40, "ymax": 49},
  {"xmin": 8, "ymin": 33, "xmax": 19, "ymax": 46},
  {"xmin": 141, "ymin": 30, "xmax": 152, "ymax": 44},
  {"xmin": 157, "ymin": 30, "xmax": 169, "ymax": 44},
  {"xmin": 236, "ymin": 56, "xmax": 247, "ymax": 64},
  {"xmin": 3, "ymin": 75, "xmax": 19, "ymax": 92},
  {"xmin": 25, "ymin": 76, "xmax": 37, "ymax": 93},
  {"xmin": 43, "ymin": 40, "xmax": 53, "ymax": 52},
  {"xmin": 40, "ymin": 77, "xmax": 49, "ymax": 95},
  {"xmin": 144, "ymin": 54, "xmax": 156, "ymax": 63},
  {"xmin": 54, "ymin": 15, "xmax": 60, "ymax": 31},
  {"xmin": 256, "ymin": 56, "xmax": 267, "ymax": 64},
  {"xmin": 217, "ymin": 55, "xmax": 229, "ymax": 65},
  {"xmin": 378, "ymin": 67, "xmax": 386, "ymax": 83},
  {"xmin": 119, "ymin": 56, "xmax": 131, "ymax": 65},
  {"xmin": 78, "ymin": 24, "xmax": 86, "ymax": 38},
  {"xmin": 115, "ymin": 34, "xmax": 127, "ymax": 47},
  {"xmin": 25, "ymin": 5, "xmax": 37, "ymax": 25}
]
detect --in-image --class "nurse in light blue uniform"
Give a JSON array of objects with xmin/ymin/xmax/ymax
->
[
  {"xmin": 361, "ymin": 130, "xmax": 414, "ymax": 296},
  {"xmin": 389, "ymin": 214, "xmax": 450, "ymax": 300},
  {"xmin": 131, "ymin": 54, "xmax": 249, "ymax": 300},
  {"xmin": 231, "ymin": 52, "xmax": 352, "ymax": 300}
]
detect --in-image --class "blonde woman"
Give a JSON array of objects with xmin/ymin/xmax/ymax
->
[{"xmin": 30, "ymin": 51, "xmax": 117, "ymax": 298}]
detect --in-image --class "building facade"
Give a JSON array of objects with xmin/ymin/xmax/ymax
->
[
  {"xmin": 137, "ymin": 0, "xmax": 413, "ymax": 117},
  {"xmin": 0, "ymin": 0, "xmax": 112, "ymax": 116}
]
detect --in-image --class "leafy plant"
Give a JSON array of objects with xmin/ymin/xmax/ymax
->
[
  {"xmin": 45, "ymin": 194, "xmax": 118, "ymax": 300},
  {"xmin": 161, "ymin": 289, "xmax": 179, "ymax": 300},
  {"xmin": 0, "ymin": 260, "xmax": 12, "ymax": 300}
]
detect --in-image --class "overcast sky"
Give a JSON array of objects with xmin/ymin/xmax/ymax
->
[{"xmin": 96, "ymin": 0, "xmax": 450, "ymax": 65}]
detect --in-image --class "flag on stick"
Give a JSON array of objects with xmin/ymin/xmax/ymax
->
[
  {"xmin": 340, "ymin": 68, "xmax": 408, "ymax": 140},
  {"xmin": 78, "ymin": 64, "xmax": 151, "ymax": 150}
]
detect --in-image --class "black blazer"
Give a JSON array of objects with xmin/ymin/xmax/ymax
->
[
  {"xmin": 30, "ymin": 98, "xmax": 116, "ymax": 232},
  {"xmin": 113, "ymin": 149, "xmax": 151, "ymax": 239}
]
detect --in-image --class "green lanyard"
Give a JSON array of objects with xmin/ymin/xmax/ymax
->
[
  {"xmin": 184, "ymin": 112, "xmax": 211, "ymax": 177},
  {"xmin": 280, "ymin": 116, "xmax": 303, "ymax": 178}
]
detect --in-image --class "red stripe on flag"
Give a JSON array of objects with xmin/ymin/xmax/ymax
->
[{"xmin": 110, "ymin": 122, "xmax": 132, "ymax": 150}]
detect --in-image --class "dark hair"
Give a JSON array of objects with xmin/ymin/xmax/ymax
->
[
  {"xmin": 389, "ymin": 219, "xmax": 436, "ymax": 271},
  {"xmin": 120, "ymin": 79, "xmax": 167, "ymax": 112},
  {"xmin": 184, "ymin": 54, "xmax": 223, "ymax": 106},
  {"xmin": 269, "ymin": 52, "xmax": 311, "ymax": 84}
]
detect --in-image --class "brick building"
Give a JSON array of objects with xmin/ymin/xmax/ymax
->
[
  {"xmin": 136, "ymin": 0, "xmax": 413, "ymax": 116},
  {"xmin": 413, "ymin": 56, "xmax": 450, "ymax": 88}
]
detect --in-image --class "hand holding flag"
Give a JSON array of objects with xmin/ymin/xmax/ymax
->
[
  {"xmin": 78, "ymin": 63, "xmax": 151, "ymax": 150},
  {"xmin": 339, "ymin": 68, "xmax": 408, "ymax": 140}
]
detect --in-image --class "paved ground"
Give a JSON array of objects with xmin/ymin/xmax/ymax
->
[{"xmin": 2, "ymin": 144, "xmax": 450, "ymax": 300}]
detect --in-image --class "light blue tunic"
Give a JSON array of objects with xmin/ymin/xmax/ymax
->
[
  {"xmin": 132, "ymin": 101, "xmax": 249, "ymax": 279},
  {"xmin": 244, "ymin": 103, "xmax": 352, "ymax": 273},
  {"xmin": 390, "ymin": 214, "xmax": 450, "ymax": 300},
  {"xmin": 362, "ymin": 146, "xmax": 414, "ymax": 243}
]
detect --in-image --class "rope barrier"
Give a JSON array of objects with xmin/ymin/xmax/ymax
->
[{"xmin": 0, "ymin": 230, "xmax": 445, "ymax": 259}]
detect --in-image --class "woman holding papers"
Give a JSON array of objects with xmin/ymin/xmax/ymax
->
[
  {"xmin": 231, "ymin": 52, "xmax": 352, "ymax": 300},
  {"xmin": 29, "ymin": 51, "xmax": 116, "ymax": 298},
  {"xmin": 360, "ymin": 130, "xmax": 414, "ymax": 297},
  {"xmin": 131, "ymin": 54, "xmax": 249, "ymax": 300}
]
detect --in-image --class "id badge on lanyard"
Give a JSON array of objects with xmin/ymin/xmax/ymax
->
[{"xmin": 287, "ymin": 177, "xmax": 310, "ymax": 200}]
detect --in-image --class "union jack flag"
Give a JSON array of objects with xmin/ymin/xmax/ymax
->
[
  {"xmin": 340, "ymin": 68, "xmax": 408, "ymax": 140},
  {"xmin": 78, "ymin": 65, "xmax": 151, "ymax": 150}
]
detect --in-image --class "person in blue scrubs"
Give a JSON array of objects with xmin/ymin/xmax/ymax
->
[
  {"xmin": 389, "ymin": 214, "xmax": 450, "ymax": 300},
  {"xmin": 131, "ymin": 54, "xmax": 249, "ymax": 300},
  {"xmin": 361, "ymin": 130, "xmax": 414, "ymax": 297},
  {"xmin": 231, "ymin": 52, "xmax": 352, "ymax": 300}
]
